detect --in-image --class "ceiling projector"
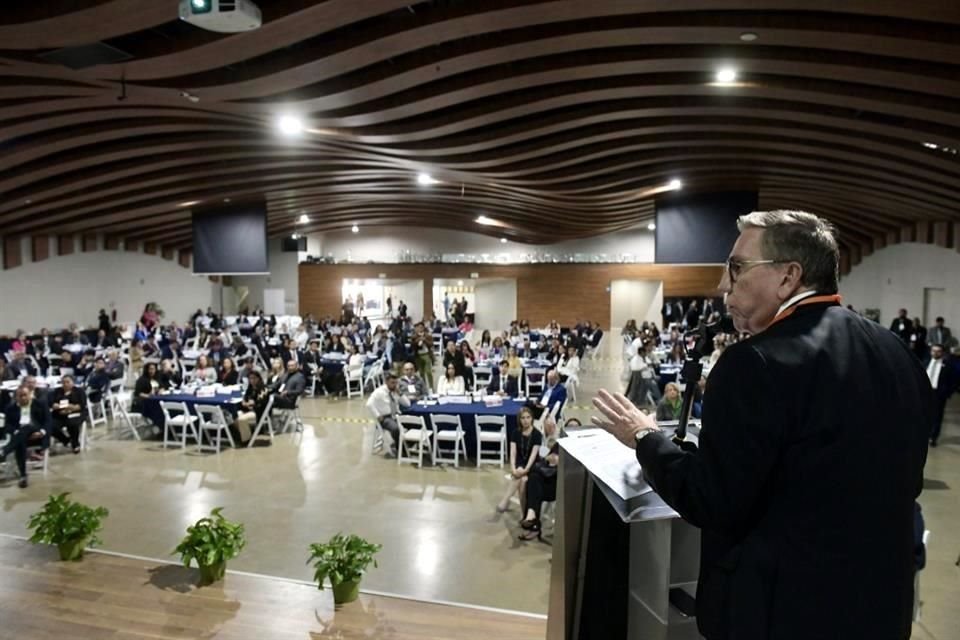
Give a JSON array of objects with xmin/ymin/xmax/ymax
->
[{"xmin": 179, "ymin": 0, "xmax": 261, "ymax": 33}]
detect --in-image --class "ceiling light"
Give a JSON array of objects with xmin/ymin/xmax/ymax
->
[
  {"xmin": 668, "ymin": 179, "xmax": 683, "ymax": 190},
  {"xmin": 417, "ymin": 172, "xmax": 438, "ymax": 185},
  {"xmin": 192, "ymin": 0, "xmax": 209, "ymax": 9},
  {"xmin": 715, "ymin": 68, "xmax": 738, "ymax": 83},
  {"xmin": 297, "ymin": 214, "xmax": 309, "ymax": 224},
  {"xmin": 24, "ymin": 199, "xmax": 32, "ymax": 204},
  {"xmin": 277, "ymin": 115, "xmax": 304, "ymax": 136},
  {"xmin": 500, "ymin": 238, "xmax": 507, "ymax": 243},
  {"xmin": 739, "ymin": 32, "xmax": 758, "ymax": 42},
  {"xmin": 178, "ymin": 200, "xmax": 200, "ymax": 207},
  {"xmin": 351, "ymin": 225, "xmax": 359, "ymax": 233},
  {"xmin": 922, "ymin": 142, "xmax": 939, "ymax": 149},
  {"xmin": 223, "ymin": 198, "xmax": 231, "ymax": 203},
  {"xmin": 647, "ymin": 223, "xmax": 657, "ymax": 231},
  {"xmin": 457, "ymin": 280, "xmax": 464, "ymax": 286},
  {"xmin": 291, "ymin": 233, "xmax": 298, "ymax": 239},
  {"xmin": 476, "ymin": 215, "xmax": 496, "ymax": 226}
]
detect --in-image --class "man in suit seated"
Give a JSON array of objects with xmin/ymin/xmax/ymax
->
[
  {"xmin": 48, "ymin": 374, "xmax": 86, "ymax": 454},
  {"xmin": 528, "ymin": 369, "xmax": 567, "ymax": 419},
  {"xmin": 105, "ymin": 350, "xmax": 125, "ymax": 380},
  {"xmin": 86, "ymin": 357, "xmax": 111, "ymax": 402},
  {"xmin": 926, "ymin": 343, "xmax": 959, "ymax": 447},
  {"xmin": 398, "ymin": 361, "xmax": 428, "ymax": 401},
  {"xmin": 273, "ymin": 360, "xmax": 306, "ymax": 410},
  {"xmin": 2, "ymin": 385, "xmax": 51, "ymax": 488},
  {"xmin": 486, "ymin": 360, "xmax": 520, "ymax": 398},
  {"xmin": 7, "ymin": 351, "xmax": 35, "ymax": 379}
]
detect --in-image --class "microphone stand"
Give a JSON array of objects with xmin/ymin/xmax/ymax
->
[{"xmin": 672, "ymin": 316, "xmax": 734, "ymax": 451}]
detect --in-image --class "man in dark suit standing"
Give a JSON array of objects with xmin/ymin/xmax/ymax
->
[
  {"xmin": 2, "ymin": 385, "xmax": 52, "ymax": 488},
  {"xmin": 594, "ymin": 210, "xmax": 930, "ymax": 640},
  {"xmin": 890, "ymin": 308, "xmax": 913, "ymax": 343},
  {"xmin": 928, "ymin": 317, "xmax": 953, "ymax": 351},
  {"xmin": 925, "ymin": 343, "xmax": 958, "ymax": 447}
]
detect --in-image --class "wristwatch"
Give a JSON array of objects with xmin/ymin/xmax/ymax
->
[{"xmin": 635, "ymin": 428, "xmax": 659, "ymax": 445}]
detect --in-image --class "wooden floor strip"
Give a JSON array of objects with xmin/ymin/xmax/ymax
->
[{"xmin": 0, "ymin": 537, "xmax": 545, "ymax": 639}]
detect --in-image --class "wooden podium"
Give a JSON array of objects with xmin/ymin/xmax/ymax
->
[{"xmin": 547, "ymin": 432, "xmax": 704, "ymax": 640}]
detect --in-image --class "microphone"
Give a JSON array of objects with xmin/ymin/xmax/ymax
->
[
  {"xmin": 692, "ymin": 316, "xmax": 735, "ymax": 358},
  {"xmin": 674, "ymin": 315, "xmax": 734, "ymax": 449}
]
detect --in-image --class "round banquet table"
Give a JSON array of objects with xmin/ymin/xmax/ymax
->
[
  {"xmin": 403, "ymin": 397, "xmax": 528, "ymax": 460},
  {"xmin": 140, "ymin": 389, "xmax": 244, "ymax": 432}
]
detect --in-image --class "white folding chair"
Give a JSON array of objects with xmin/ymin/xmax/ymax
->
[
  {"xmin": 363, "ymin": 359, "xmax": 382, "ymax": 393},
  {"xmin": 472, "ymin": 366, "xmax": 493, "ymax": 392},
  {"xmin": 195, "ymin": 405, "xmax": 236, "ymax": 453},
  {"xmin": 86, "ymin": 387, "xmax": 108, "ymax": 430},
  {"xmin": 525, "ymin": 367, "xmax": 547, "ymax": 397},
  {"xmin": 397, "ymin": 414, "xmax": 432, "ymax": 467},
  {"xmin": 274, "ymin": 395, "xmax": 304, "ymax": 434},
  {"xmin": 160, "ymin": 401, "xmax": 199, "ymax": 449},
  {"xmin": 475, "ymin": 414, "xmax": 507, "ymax": 467},
  {"xmin": 345, "ymin": 361, "xmax": 364, "ymax": 398},
  {"xmin": 564, "ymin": 373, "xmax": 579, "ymax": 403},
  {"xmin": 247, "ymin": 395, "xmax": 275, "ymax": 447},
  {"xmin": 536, "ymin": 400, "xmax": 563, "ymax": 430},
  {"xmin": 365, "ymin": 405, "xmax": 385, "ymax": 453},
  {"xmin": 430, "ymin": 413, "xmax": 467, "ymax": 467},
  {"xmin": 110, "ymin": 389, "xmax": 143, "ymax": 441}
]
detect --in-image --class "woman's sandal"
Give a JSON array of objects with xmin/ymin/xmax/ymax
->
[{"xmin": 518, "ymin": 524, "xmax": 541, "ymax": 541}]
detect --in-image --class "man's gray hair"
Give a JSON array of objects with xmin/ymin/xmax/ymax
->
[{"xmin": 737, "ymin": 210, "xmax": 839, "ymax": 294}]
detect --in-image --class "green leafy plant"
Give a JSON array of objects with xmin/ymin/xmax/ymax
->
[
  {"xmin": 307, "ymin": 533, "xmax": 382, "ymax": 604},
  {"xmin": 173, "ymin": 507, "xmax": 245, "ymax": 585},
  {"xmin": 27, "ymin": 493, "xmax": 109, "ymax": 561}
]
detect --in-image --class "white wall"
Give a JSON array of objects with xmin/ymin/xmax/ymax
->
[
  {"xmin": 474, "ymin": 279, "xmax": 517, "ymax": 332},
  {"xmin": 309, "ymin": 225, "xmax": 655, "ymax": 264},
  {"xmin": 0, "ymin": 237, "xmax": 218, "ymax": 334},
  {"xmin": 610, "ymin": 280, "xmax": 664, "ymax": 330},
  {"xmin": 840, "ymin": 243, "xmax": 960, "ymax": 327},
  {"xmin": 231, "ymin": 237, "xmax": 299, "ymax": 314}
]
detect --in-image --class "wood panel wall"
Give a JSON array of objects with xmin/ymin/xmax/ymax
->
[{"xmin": 299, "ymin": 263, "xmax": 724, "ymax": 328}]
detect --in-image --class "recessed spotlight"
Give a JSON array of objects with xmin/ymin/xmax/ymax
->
[
  {"xmin": 291, "ymin": 233, "xmax": 298, "ymax": 239},
  {"xmin": 647, "ymin": 223, "xmax": 657, "ymax": 231},
  {"xmin": 922, "ymin": 142, "xmax": 939, "ymax": 149},
  {"xmin": 24, "ymin": 199, "xmax": 32, "ymax": 204},
  {"xmin": 178, "ymin": 200, "xmax": 200, "ymax": 207},
  {"xmin": 476, "ymin": 215, "xmax": 496, "ymax": 226},
  {"xmin": 297, "ymin": 214, "xmax": 309, "ymax": 224},
  {"xmin": 277, "ymin": 115, "xmax": 304, "ymax": 136},
  {"xmin": 351, "ymin": 224, "xmax": 359, "ymax": 233},
  {"xmin": 739, "ymin": 32, "xmax": 758, "ymax": 42},
  {"xmin": 223, "ymin": 198, "xmax": 231, "ymax": 203},
  {"xmin": 668, "ymin": 179, "xmax": 683, "ymax": 190},
  {"xmin": 417, "ymin": 172, "xmax": 438, "ymax": 186},
  {"xmin": 457, "ymin": 280, "xmax": 464, "ymax": 286},
  {"xmin": 500, "ymin": 238, "xmax": 507, "ymax": 243},
  {"xmin": 715, "ymin": 68, "xmax": 738, "ymax": 83}
]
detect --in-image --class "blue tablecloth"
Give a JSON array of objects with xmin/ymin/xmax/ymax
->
[
  {"xmin": 318, "ymin": 355, "xmax": 377, "ymax": 373},
  {"xmin": 140, "ymin": 392, "xmax": 243, "ymax": 430},
  {"xmin": 404, "ymin": 398, "xmax": 526, "ymax": 459}
]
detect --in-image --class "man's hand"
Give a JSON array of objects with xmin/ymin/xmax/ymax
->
[{"xmin": 591, "ymin": 389, "xmax": 660, "ymax": 449}]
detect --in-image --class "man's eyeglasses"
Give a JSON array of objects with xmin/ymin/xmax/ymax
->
[{"xmin": 725, "ymin": 258, "xmax": 786, "ymax": 284}]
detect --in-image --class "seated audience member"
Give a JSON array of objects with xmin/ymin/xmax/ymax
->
[
  {"xmin": 273, "ymin": 360, "xmax": 306, "ymax": 410},
  {"xmin": 496, "ymin": 406, "xmax": 542, "ymax": 513},
  {"xmin": 219, "ymin": 357, "xmax": 239, "ymax": 385},
  {"xmin": 655, "ymin": 382, "xmax": 683, "ymax": 422},
  {"xmin": 557, "ymin": 346, "xmax": 580, "ymax": 382},
  {"xmin": 158, "ymin": 359, "xmax": 182, "ymax": 391},
  {"xmin": 487, "ymin": 360, "xmax": 520, "ymax": 397},
  {"xmin": 437, "ymin": 363, "xmax": 466, "ymax": 396},
  {"xmin": 528, "ymin": 369, "xmax": 567, "ymax": 419},
  {"xmin": 10, "ymin": 331, "xmax": 28, "ymax": 353},
  {"xmin": 457, "ymin": 340, "xmax": 476, "ymax": 388},
  {"xmin": 399, "ymin": 362, "xmax": 428, "ymax": 401},
  {"xmin": 489, "ymin": 336, "xmax": 507, "ymax": 360},
  {"xmin": 365, "ymin": 372, "xmax": 410, "ymax": 458},
  {"xmin": 625, "ymin": 338, "xmax": 660, "ymax": 408},
  {"xmin": 545, "ymin": 339, "xmax": 563, "ymax": 367},
  {"xmin": 693, "ymin": 375, "xmax": 707, "ymax": 419},
  {"xmin": 442, "ymin": 340, "xmax": 458, "ymax": 369},
  {"xmin": 7, "ymin": 349, "xmax": 38, "ymax": 379},
  {"xmin": 48, "ymin": 375, "xmax": 85, "ymax": 453},
  {"xmin": 74, "ymin": 353, "xmax": 94, "ymax": 381},
  {"xmin": 85, "ymin": 358, "xmax": 111, "ymax": 402},
  {"xmin": 665, "ymin": 343, "xmax": 684, "ymax": 365},
  {"xmin": 193, "ymin": 355, "xmax": 217, "ymax": 385},
  {"xmin": 128, "ymin": 339, "xmax": 144, "ymax": 376},
  {"xmin": 519, "ymin": 416, "xmax": 580, "ymax": 540},
  {"xmin": 506, "ymin": 346, "xmax": 523, "ymax": 379},
  {"xmin": 477, "ymin": 330, "xmax": 493, "ymax": 354},
  {"xmin": 93, "ymin": 329, "xmax": 113, "ymax": 349},
  {"xmin": 708, "ymin": 335, "xmax": 728, "ymax": 367},
  {"xmin": 1, "ymin": 385, "xmax": 51, "ymax": 488},
  {"xmin": 302, "ymin": 340, "xmax": 323, "ymax": 371},
  {"xmin": 235, "ymin": 370, "xmax": 270, "ymax": 444},
  {"xmin": 132, "ymin": 363, "xmax": 160, "ymax": 413},
  {"xmin": 266, "ymin": 358, "xmax": 285, "ymax": 391},
  {"xmin": 238, "ymin": 358, "xmax": 256, "ymax": 384},
  {"xmin": 56, "ymin": 351, "xmax": 75, "ymax": 376},
  {"xmin": 22, "ymin": 376, "xmax": 49, "ymax": 407}
]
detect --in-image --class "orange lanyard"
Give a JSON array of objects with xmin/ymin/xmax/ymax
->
[{"xmin": 768, "ymin": 294, "xmax": 843, "ymax": 328}]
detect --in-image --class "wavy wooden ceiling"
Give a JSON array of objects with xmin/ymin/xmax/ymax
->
[{"xmin": 2, "ymin": 0, "xmax": 959, "ymax": 270}]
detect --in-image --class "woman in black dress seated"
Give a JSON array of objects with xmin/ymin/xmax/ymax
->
[
  {"xmin": 219, "ymin": 357, "xmax": 239, "ymax": 385},
  {"xmin": 132, "ymin": 362, "xmax": 160, "ymax": 413},
  {"xmin": 519, "ymin": 417, "xmax": 581, "ymax": 541}
]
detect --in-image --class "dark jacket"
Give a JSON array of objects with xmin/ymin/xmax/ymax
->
[
  {"xmin": 637, "ymin": 301, "xmax": 930, "ymax": 640},
  {"xmin": 486, "ymin": 372, "xmax": 520, "ymax": 398},
  {"xmin": 4, "ymin": 400, "xmax": 51, "ymax": 436}
]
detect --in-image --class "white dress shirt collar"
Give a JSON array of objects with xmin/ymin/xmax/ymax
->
[{"xmin": 777, "ymin": 290, "xmax": 819, "ymax": 317}]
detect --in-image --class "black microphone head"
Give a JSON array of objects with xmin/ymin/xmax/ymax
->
[{"xmin": 717, "ymin": 315, "xmax": 736, "ymax": 334}]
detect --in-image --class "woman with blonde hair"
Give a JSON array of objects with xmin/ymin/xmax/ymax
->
[
  {"xmin": 655, "ymin": 382, "xmax": 683, "ymax": 422},
  {"xmin": 496, "ymin": 407, "xmax": 542, "ymax": 514}
]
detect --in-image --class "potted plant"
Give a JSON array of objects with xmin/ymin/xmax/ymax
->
[
  {"xmin": 173, "ymin": 507, "xmax": 245, "ymax": 586},
  {"xmin": 27, "ymin": 493, "xmax": 109, "ymax": 561},
  {"xmin": 307, "ymin": 533, "xmax": 382, "ymax": 605}
]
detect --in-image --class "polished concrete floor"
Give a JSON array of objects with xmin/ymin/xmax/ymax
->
[{"xmin": 1, "ymin": 338, "xmax": 957, "ymax": 638}]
